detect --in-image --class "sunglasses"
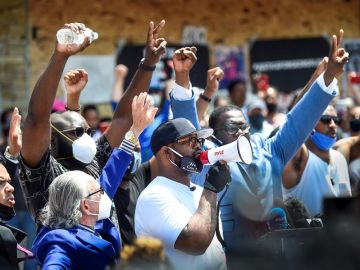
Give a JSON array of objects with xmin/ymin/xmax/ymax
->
[
  {"xmin": 85, "ymin": 187, "xmax": 104, "ymax": 198},
  {"xmin": 60, "ymin": 127, "xmax": 95, "ymax": 138},
  {"xmin": 320, "ymin": 115, "xmax": 341, "ymax": 125},
  {"xmin": 176, "ymin": 136, "xmax": 205, "ymax": 148},
  {"xmin": 215, "ymin": 123, "xmax": 250, "ymax": 135}
]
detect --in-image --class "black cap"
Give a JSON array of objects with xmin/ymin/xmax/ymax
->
[{"xmin": 151, "ymin": 118, "xmax": 213, "ymax": 154}]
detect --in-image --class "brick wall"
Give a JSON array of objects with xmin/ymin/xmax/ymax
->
[
  {"xmin": 0, "ymin": 0, "xmax": 28, "ymax": 113},
  {"xmin": 1, "ymin": 0, "xmax": 359, "ymax": 113}
]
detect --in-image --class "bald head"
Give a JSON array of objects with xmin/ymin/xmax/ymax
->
[{"xmin": 50, "ymin": 111, "xmax": 89, "ymax": 130}]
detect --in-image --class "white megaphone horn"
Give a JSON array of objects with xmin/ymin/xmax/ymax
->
[{"xmin": 199, "ymin": 135, "xmax": 253, "ymax": 165}]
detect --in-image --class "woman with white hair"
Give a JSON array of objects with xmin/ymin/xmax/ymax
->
[{"xmin": 32, "ymin": 93, "xmax": 158, "ymax": 270}]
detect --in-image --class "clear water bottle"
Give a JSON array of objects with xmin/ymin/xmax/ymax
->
[{"xmin": 56, "ymin": 27, "xmax": 98, "ymax": 45}]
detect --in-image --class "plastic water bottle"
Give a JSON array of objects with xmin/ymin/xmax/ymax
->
[{"xmin": 56, "ymin": 27, "xmax": 98, "ymax": 45}]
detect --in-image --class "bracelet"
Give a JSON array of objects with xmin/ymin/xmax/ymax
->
[
  {"xmin": 4, "ymin": 146, "xmax": 19, "ymax": 164},
  {"xmin": 65, "ymin": 105, "xmax": 81, "ymax": 112},
  {"xmin": 199, "ymin": 94, "xmax": 212, "ymax": 103},
  {"xmin": 139, "ymin": 58, "xmax": 156, "ymax": 72}
]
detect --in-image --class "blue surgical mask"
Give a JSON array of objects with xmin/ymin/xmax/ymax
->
[{"xmin": 310, "ymin": 130, "xmax": 336, "ymax": 151}]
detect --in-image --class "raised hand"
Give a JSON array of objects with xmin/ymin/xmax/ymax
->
[
  {"xmin": 205, "ymin": 67, "xmax": 224, "ymax": 95},
  {"xmin": 8, "ymin": 107, "xmax": 22, "ymax": 156},
  {"xmin": 172, "ymin": 47, "xmax": 197, "ymax": 74},
  {"xmin": 64, "ymin": 69, "xmax": 88, "ymax": 97},
  {"xmin": 130, "ymin": 92, "xmax": 158, "ymax": 136},
  {"xmin": 115, "ymin": 64, "xmax": 128, "ymax": 81},
  {"xmin": 55, "ymin": 23, "xmax": 91, "ymax": 56},
  {"xmin": 64, "ymin": 69, "xmax": 88, "ymax": 111},
  {"xmin": 143, "ymin": 20, "xmax": 167, "ymax": 66},
  {"xmin": 324, "ymin": 29, "xmax": 349, "ymax": 86}
]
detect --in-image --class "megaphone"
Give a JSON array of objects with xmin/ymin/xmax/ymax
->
[{"xmin": 199, "ymin": 135, "xmax": 253, "ymax": 165}]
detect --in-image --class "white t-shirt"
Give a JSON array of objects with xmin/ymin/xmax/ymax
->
[
  {"xmin": 283, "ymin": 149, "xmax": 351, "ymax": 216},
  {"xmin": 135, "ymin": 176, "xmax": 226, "ymax": 270}
]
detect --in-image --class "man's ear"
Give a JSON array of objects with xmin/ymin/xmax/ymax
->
[
  {"xmin": 160, "ymin": 146, "xmax": 172, "ymax": 160},
  {"xmin": 80, "ymin": 199, "xmax": 90, "ymax": 216}
]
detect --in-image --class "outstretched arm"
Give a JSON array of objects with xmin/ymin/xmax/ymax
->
[
  {"xmin": 104, "ymin": 20, "xmax": 166, "ymax": 148},
  {"xmin": 3, "ymin": 107, "xmax": 21, "ymax": 178},
  {"xmin": 21, "ymin": 23, "xmax": 91, "ymax": 168},
  {"xmin": 169, "ymin": 47, "xmax": 201, "ymax": 128},
  {"xmin": 64, "ymin": 69, "xmax": 88, "ymax": 111},
  {"xmin": 196, "ymin": 67, "xmax": 224, "ymax": 124},
  {"xmin": 272, "ymin": 29, "xmax": 349, "ymax": 165},
  {"xmin": 111, "ymin": 64, "xmax": 128, "ymax": 111},
  {"xmin": 292, "ymin": 57, "xmax": 328, "ymax": 107},
  {"xmin": 99, "ymin": 93, "xmax": 158, "ymax": 199}
]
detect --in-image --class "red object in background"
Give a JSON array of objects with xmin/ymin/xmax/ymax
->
[
  {"xmin": 350, "ymin": 73, "xmax": 360, "ymax": 84},
  {"xmin": 254, "ymin": 73, "xmax": 270, "ymax": 92},
  {"xmin": 99, "ymin": 122, "xmax": 110, "ymax": 134}
]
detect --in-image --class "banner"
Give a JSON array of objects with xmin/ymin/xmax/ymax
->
[{"xmin": 250, "ymin": 37, "xmax": 329, "ymax": 93}]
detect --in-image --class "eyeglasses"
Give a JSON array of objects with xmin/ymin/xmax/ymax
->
[
  {"xmin": 85, "ymin": 187, "xmax": 104, "ymax": 199},
  {"xmin": 215, "ymin": 123, "xmax": 250, "ymax": 135},
  {"xmin": 320, "ymin": 115, "xmax": 341, "ymax": 125},
  {"xmin": 60, "ymin": 127, "xmax": 94, "ymax": 138},
  {"xmin": 176, "ymin": 136, "xmax": 205, "ymax": 148}
]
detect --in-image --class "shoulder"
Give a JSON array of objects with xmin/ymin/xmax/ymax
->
[
  {"xmin": 331, "ymin": 149, "xmax": 348, "ymax": 164},
  {"xmin": 33, "ymin": 227, "xmax": 77, "ymax": 253},
  {"xmin": 37, "ymin": 227, "xmax": 75, "ymax": 242},
  {"xmin": 137, "ymin": 177, "xmax": 178, "ymax": 208},
  {"xmin": 138, "ymin": 177, "xmax": 168, "ymax": 198}
]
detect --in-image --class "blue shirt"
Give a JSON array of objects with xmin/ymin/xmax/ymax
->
[
  {"xmin": 32, "ymin": 147, "xmax": 132, "ymax": 269},
  {"xmin": 170, "ymin": 77, "xmax": 336, "ymax": 251}
]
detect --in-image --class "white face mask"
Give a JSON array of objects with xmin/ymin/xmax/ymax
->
[
  {"xmin": 87, "ymin": 192, "xmax": 112, "ymax": 221},
  {"xmin": 51, "ymin": 124, "xmax": 97, "ymax": 164},
  {"xmin": 72, "ymin": 134, "xmax": 97, "ymax": 164}
]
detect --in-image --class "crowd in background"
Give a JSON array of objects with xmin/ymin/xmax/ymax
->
[{"xmin": 0, "ymin": 20, "xmax": 359, "ymax": 270}]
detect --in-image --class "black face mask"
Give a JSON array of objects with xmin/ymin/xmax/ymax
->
[
  {"xmin": 249, "ymin": 114, "xmax": 265, "ymax": 130},
  {"xmin": 350, "ymin": 119, "xmax": 360, "ymax": 132},
  {"xmin": 266, "ymin": 103, "xmax": 277, "ymax": 114},
  {"xmin": 168, "ymin": 147, "xmax": 203, "ymax": 174},
  {"xmin": 0, "ymin": 204, "xmax": 16, "ymax": 222}
]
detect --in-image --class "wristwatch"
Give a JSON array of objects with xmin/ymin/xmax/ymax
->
[
  {"xmin": 4, "ymin": 146, "xmax": 19, "ymax": 164},
  {"xmin": 139, "ymin": 58, "xmax": 156, "ymax": 72},
  {"xmin": 125, "ymin": 130, "xmax": 138, "ymax": 144}
]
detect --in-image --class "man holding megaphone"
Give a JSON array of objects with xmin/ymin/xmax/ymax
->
[{"xmin": 170, "ymin": 30, "xmax": 349, "ymax": 253}]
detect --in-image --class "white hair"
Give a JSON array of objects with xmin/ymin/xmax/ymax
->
[{"xmin": 40, "ymin": 170, "xmax": 93, "ymax": 228}]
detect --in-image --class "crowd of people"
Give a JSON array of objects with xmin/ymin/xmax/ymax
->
[{"xmin": 0, "ymin": 20, "xmax": 359, "ymax": 270}]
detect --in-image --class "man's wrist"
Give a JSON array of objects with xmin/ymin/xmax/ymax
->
[
  {"xmin": 53, "ymin": 50, "xmax": 70, "ymax": 61},
  {"xmin": 65, "ymin": 105, "xmax": 81, "ymax": 112},
  {"xmin": 175, "ymin": 73, "xmax": 190, "ymax": 89},
  {"xmin": 139, "ymin": 58, "xmax": 156, "ymax": 71},
  {"xmin": 4, "ymin": 146, "xmax": 19, "ymax": 164},
  {"xmin": 199, "ymin": 93, "xmax": 212, "ymax": 103},
  {"xmin": 317, "ymin": 71, "xmax": 338, "ymax": 96},
  {"xmin": 203, "ymin": 180, "xmax": 217, "ymax": 193},
  {"xmin": 130, "ymin": 126, "xmax": 141, "ymax": 138}
]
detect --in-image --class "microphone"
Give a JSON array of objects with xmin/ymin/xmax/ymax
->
[
  {"xmin": 267, "ymin": 208, "xmax": 289, "ymax": 231},
  {"xmin": 199, "ymin": 135, "xmax": 253, "ymax": 165},
  {"xmin": 189, "ymin": 186, "xmax": 196, "ymax": 191}
]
